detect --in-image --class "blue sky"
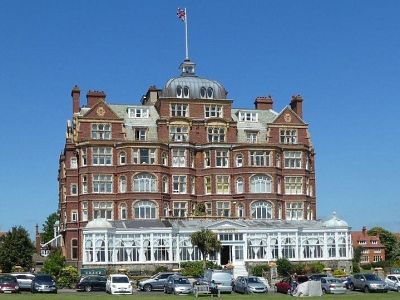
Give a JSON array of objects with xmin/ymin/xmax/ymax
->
[{"xmin": 0, "ymin": 0, "xmax": 399, "ymax": 236}]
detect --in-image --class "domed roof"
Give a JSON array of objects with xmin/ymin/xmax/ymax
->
[
  {"xmin": 86, "ymin": 218, "xmax": 113, "ymax": 229},
  {"xmin": 161, "ymin": 60, "xmax": 227, "ymax": 100},
  {"xmin": 323, "ymin": 212, "xmax": 348, "ymax": 228}
]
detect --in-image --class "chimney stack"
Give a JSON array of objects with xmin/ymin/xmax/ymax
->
[
  {"xmin": 71, "ymin": 85, "xmax": 80, "ymax": 114},
  {"xmin": 86, "ymin": 90, "xmax": 106, "ymax": 108},
  {"xmin": 362, "ymin": 226, "xmax": 367, "ymax": 235},
  {"xmin": 290, "ymin": 95, "xmax": 303, "ymax": 119},
  {"xmin": 254, "ymin": 96, "xmax": 273, "ymax": 110}
]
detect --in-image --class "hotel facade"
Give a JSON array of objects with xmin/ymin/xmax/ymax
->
[{"xmin": 58, "ymin": 59, "xmax": 352, "ymax": 274}]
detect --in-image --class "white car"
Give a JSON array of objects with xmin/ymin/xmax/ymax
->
[
  {"xmin": 385, "ymin": 274, "xmax": 400, "ymax": 292},
  {"xmin": 106, "ymin": 274, "xmax": 133, "ymax": 295}
]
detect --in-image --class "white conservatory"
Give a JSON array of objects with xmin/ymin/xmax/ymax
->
[{"xmin": 82, "ymin": 213, "xmax": 352, "ymax": 272}]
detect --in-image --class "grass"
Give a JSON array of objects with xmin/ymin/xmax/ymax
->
[{"xmin": 1, "ymin": 291, "xmax": 399, "ymax": 300}]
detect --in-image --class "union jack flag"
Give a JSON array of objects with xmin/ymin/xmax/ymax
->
[{"xmin": 177, "ymin": 8, "xmax": 186, "ymax": 21}]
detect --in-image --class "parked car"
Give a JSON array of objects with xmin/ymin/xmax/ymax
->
[
  {"xmin": 350, "ymin": 273, "xmax": 388, "ymax": 293},
  {"xmin": 0, "ymin": 275, "xmax": 20, "ymax": 293},
  {"xmin": 309, "ymin": 273, "xmax": 328, "ymax": 281},
  {"xmin": 164, "ymin": 275, "xmax": 193, "ymax": 294},
  {"xmin": 233, "ymin": 276, "xmax": 267, "ymax": 294},
  {"xmin": 203, "ymin": 269, "xmax": 233, "ymax": 293},
  {"xmin": 106, "ymin": 274, "xmax": 133, "ymax": 295},
  {"xmin": 320, "ymin": 277, "xmax": 346, "ymax": 294},
  {"xmin": 139, "ymin": 272, "xmax": 179, "ymax": 292},
  {"xmin": 31, "ymin": 274, "xmax": 57, "ymax": 294},
  {"xmin": 385, "ymin": 274, "xmax": 400, "ymax": 292},
  {"xmin": 76, "ymin": 275, "xmax": 107, "ymax": 292},
  {"xmin": 11, "ymin": 273, "xmax": 35, "ymax": 291}
]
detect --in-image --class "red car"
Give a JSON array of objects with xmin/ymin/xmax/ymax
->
[
  {"xmin": 274, "ymin": 276, "xmax": 309, "ymax": 294},
  {"xmin": 0, "ymin": 275, "xmax": 20, "ymax": 293}
]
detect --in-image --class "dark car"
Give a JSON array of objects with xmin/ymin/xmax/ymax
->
[
  {"xmin": 76, "ymin": 275, "xmax": 107, "ymax": 292},
  {"xmin": 31, "ymin": 274, "xmax": 57, "ymax": 294},
  {"xmin": 0, "ymin": 275, "xmax": 20, "ymax": 293}
]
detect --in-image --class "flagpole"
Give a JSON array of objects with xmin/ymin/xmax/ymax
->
[{"xmin": 184, "ymin": 8, "xmax": 189, "ymax": 60}]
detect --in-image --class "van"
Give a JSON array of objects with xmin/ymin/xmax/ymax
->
[{"xmin": 204, "ymin": 270, "xmax": 233, "ymax": 293}]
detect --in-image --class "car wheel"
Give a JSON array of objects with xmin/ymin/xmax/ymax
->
[
  {"xmin": 322, "ymin": 288, "xmax": 326, "ymax": 294},
  {"xmin": 85, "ymin": 285, "xmax": 92, "ymax": 292},
  {"xmin": 144, "ymin": 284, "xmax": 152, "ymax": 292},
  {"xmin": 350, "ymin": 283, "xmax": 355, "ymax": 291},
  {"xmin": 287, "ymin": 288, "xmax": 291, "ymax": 295},
  {"xmin": 364, "ymin": 286, "xmax": 369, "ymax": 293},
  {"xmin": 397, "ymin": 286, "xmax": 400, "ymax": 292}
]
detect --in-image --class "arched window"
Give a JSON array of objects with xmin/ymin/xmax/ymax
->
[
  {"xmin": 108, "ymin": 239, "xmax": 113, "ymax": 262},
  {"xmin": 235, "ymin": 153, "xmax": 243, "ymax": 167},
  {"xmin": 119, "ymin": 176, "xmax": 127, "ymax": 193},
  {"xmin": 95, "ymin": 240, "xmax": 106, "ymax": 262},
  {"xmin": 120, "ymin": 203, "xmax": 127, "ymax": 220},
  {"xmin": 250, "ymin": 175, "xmax": 272, "ymax": 193},
  {"xmin": 236, "ymin": 177, "xmax": 244, "ymax": 194},
  {"xmin": 134, "ymin": 200, "xmax": 157, "ymax": 219},
  {"xmin": 119, "ymin": 151, "xmax": 126, "ymax": 165},
  {"xmin": 164, "ymin": 203, "xmax": 170, "ymax": 217},
  {"xmin": 327, "ymin": 238, "xmax": 336, "ymax": 258},
  {"xmin": 251, "ymin": 201, "xmax": 273, "ymax": 219},
  {"xmin": 85, "ymin": 240, "xmax": 93, "ymax": 262},
  {"xmin": 338, "ymin": 237, "xmax": 347, "ymax": 257},
  {"xmin": 183, "ymin": 86, "xmax": 190, "ymax": 98},
  {"xmin": 207, "ymin": 87, "xmax": 214, "ymax": 99},
  {"xmin": 200, "ymin": 87, "xmax": 206, "ymax": 99},
  {"xmin": 116, "ymin": 240, "xmax": 128, "ymax": 262},
  {"xmin": 237, "ymin": 204, "xmax": 244, "ymax": 218},
  {"xmin": 162, "ymin": 176, "xmax": 169, "ymax": 193},
  {"xmin": 282, "ymin": 237, "xmax": 295, "ymax": 259},
  {"xmin": 144, "ymin": 239, "xmax": 151, "ymax": 261},
  {"xmin": 176, "ymin": 85, "xmax": 183, "ymax": 98},
  {"xmin": 270, "ymin": 238, "xmax": 279, "ymax": 259},
  {"xmin": 133, "ymin": 173, "xmax": 157, "ymax": 192}
]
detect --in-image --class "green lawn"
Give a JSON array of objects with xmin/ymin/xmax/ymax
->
[{"xmin": 1, "ymin": 292, "xmax": 399, "ymax": 300}]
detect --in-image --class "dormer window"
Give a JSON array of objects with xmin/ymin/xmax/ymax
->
[
  {"xmin": 200, "ymin": 87, "xmax": 206, "ymax": 99},
  {"xmin": 183, "ymin": 86, "xmax": 190, "ymax": 98},
  {"xmin": 177, "ymin": 86, "xmax": 183, "ymax": 98},
  {"xmin": 239, "ymin": 111, "xmax": 258, "ymax": 122},
  {"xmin": 128, "ymin": 108, "xmax": 149, "ymax": 118},
  {"xmin": 207, "ymin": 87, "xmax": 214, "ymax": 99}
]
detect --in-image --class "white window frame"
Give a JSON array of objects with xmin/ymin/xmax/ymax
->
[
  {"xmin": 246, "ymin": 131, "xmax": 258, "ymax": 143},
  {"xmin": 128, "ymin": 108, "xmax": 149, "ymax": 118},
  {"xmin": 71, "ymin": 184, "xmax": 78, "ymax": 195},
  {"xmin": 171, "ymin": 103, "xmax": 188, "ymax": 117},
  {"xmin": 119, "ymin": 203, "xmax": 127, "ymax": 220},
  {"xmin": 132, "ymin": 148, "xmax": 156, "ymax": 164},
  {"xmin": 172, "ymin": 148, "xmax": 186, "ymax": 167},
  {"xmin": 173, "ymin": 201, "xmax": 187, "ymax": 217},
  {"xmin": 134, "ymin": 200, "xmax": 157, "ymax": 219},
  {"xmin": 284, "ymin": 176, "xmax": 303, "ymax": 195},
  {"xmin": 250, "ymin": 151, "xmax": 270, "ymax": 166},
  {"xmin": 208, "ymin": 127, "xmax": 225, "ymax": 143},
  {"xmin": 280, "ymin": 128, "xmax": 297, "ymax": 144},
  {"xmin": 285, "ymin": 202, "xmax": 304, "ymax": 220},
  {"xmin": 216, "ymin": 175, "xmax": 230, "ymax": 194},
  {"xmin": 134, "ymin": 128, "xmax": 147, "ymax": 141},
  {"xmin": 236, "ymin": 177, "xmax": 244, "ymax": 194},
  {"xmin": 82, "ymin": 175, "xmax": 88, "ymax": 194},
  {"xmin": 239, "ymin": 111, "xmax": 258, "ymax": 122},
  {"xmin": 250, "ymin": 175, "xmax": 272, "ymax": 193},
  {"xmin": 92, "ymin": 147, "xmax": 113, "ymax": 166},
  {"xmin": 70, "ymin": 157, "xmax": 78, "ymax": 169},
  {"xmin": 204, "ymin": 176, "xmax": 212, "ymax": 194},
  {"xmin": 81, "ymin": 202, "xmax": 88, "ymax": 221},
  {"xmin": 204, "ymin": 151, "xmax": 211, "ymax": 168},
  {"xmin": 173, "ymin": 175, "xmax": 187, "ymax": 194},
  {"xmin": 91, "ymin": 123, "xmax": 111, "ymax": 140},
  {"xmin": 133, "ymin": 173, "xmax": 157, "ymax": 192},
  {"xmin": 205, "ymin": 105, "xmax": 223, "ymax": 118},
  {"xmin": 119, "ymin": 151, "xmax": 126, "ymax": 165},
  {"xmin": 71, "ymin": 210, "xmax": 78, "ymax": 222},
  {"xmin": 170, "ymin": 126, "xmax": 189, "ymax": 142},
  {"xmin": 93, "ymin": 201, "xmax": 113, "ymax": 220},
  {"xmin": 92, "ymin": 174, "xmax": 113, "ymax": 193},
  {"xmin": 251, "ymin": 201, "xmax": 273, "ymax": 219},
  {"xmin": 284, "ymin": 151, "xmax": 302, "ymax": 169},
  {"xmin": 216, "ymin": 201, "xmax": 231, "ymax": 217},
  {"xmin": 119, "ymin": 176, "xmax": 127, "ymax": 193},
  {"xmin": 215, "ymin": 150, "xmax": 229, "ymax": 167}
]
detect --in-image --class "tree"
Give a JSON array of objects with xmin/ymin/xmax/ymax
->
[
  {"xmin": 42, "ymin": 248, "xmax": 66, "ymax": 278},
  {"xmin": 0, "ymin": 226, "xmax": 35, "ymax": 273},
  {"xmin": 41, "ymin": 212, "xmax": 59, "ymax": 244},
  {"xmin": 368, "ymin": 227, "xmax": 400, "ymax": 261},
  {"xmin": 190, "ymin": 229, "xmax": 221, "ymax": 270}
]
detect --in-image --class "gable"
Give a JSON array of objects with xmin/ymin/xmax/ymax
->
[
  {"xmin": 273, "ymin": 106, "xmax": 305, "ymax": 125},
  {"xmin": 82, "ymin": 101, "xmax": 122, "ymax": 121},
  {"xmin": 206, "ymin": 220, "xmax": 247, "ymax": 230}
]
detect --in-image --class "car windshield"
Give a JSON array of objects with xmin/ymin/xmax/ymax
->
[
  {"xmin": 364, "ymin": 274, "xmax": 380, "ymax": 281},
  {"xmin": 174, "ymin": 278, "xmax": 189, "ymax": 284},
  {"xmin": 0, "ymin": 276, "xmax": 17, "ymax": 283},
  {"xmin": 36, "ymin": 275, "xmax": 53, "ymax": 282},
  {"xmin": 248, "ymin": 277, "xmax": 260, "ymax": 283},
  {"xmin": 112, "ymin": 276, "xmax": 129, "ymax": 283}
]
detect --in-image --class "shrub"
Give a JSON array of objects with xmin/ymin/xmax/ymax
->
[
  {"xmin": 309, "ymin": 262, "xmax": 324, "ymax": 273},
  {"xmin": 333, "ymin": 269, "xmax": 347, "ymax": 277},
  {"xmin": 181, "ymin": 261, "xmax": 221, "ymax": 277},
  {"xmin": 251, "ymin": 264, "xmax": 270, "ymax": 277},
  {"xmin": 360, "ymin": 263, "xmax": 372, "ymax": 271},
  {"xmin": 276, "ymin": 258, "xmax": 293, "ymax": 277},
  {"xmin": 57, "ymin": 265, "xmax": 79, "ymax": 288},
  {"xmin": 292, "ymin": 263, "xmax": 307, "ymax": 275},
  {"xmin": 153, "ymin": 265, "xmax": 169, "ymax": 274},
  {"xmin": 352, "ymin": 262, "xmax": 360, "ymax": 273}
]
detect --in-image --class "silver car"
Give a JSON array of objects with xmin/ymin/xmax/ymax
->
[
  {"xmin": 234, "ymin": 276, "xmax": 267, "ymax": 293},
  {"xmin": 321, "ymin": 277, "xmax": 346, "ymax": 294},
  {"xmin": 11, "ymin": 273, "xmax": 35, "ymax": 291},
  {"xmin": 350, "ymin": 273, "xmax": 388, "ymax": 293},
  {"xmin": 164, "ymin": 275, "xmax": 192, "ymax": 294},
  {"xmin": 385, "ymin": 274, "xmax": 400, "ymax": 292}
]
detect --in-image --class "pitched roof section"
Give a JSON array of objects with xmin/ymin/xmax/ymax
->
[
  {"xmin": 273, "ymin": 106, "xmax": 305, "ymax": 125},
  {"xmin": 81, "ymin": 101, "xmax": 122, "ymax": 121}
]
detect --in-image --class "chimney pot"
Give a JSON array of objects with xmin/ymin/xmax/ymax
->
[{"xmin": 254, "ymin": 96, "xmax": 273, "ymax": 110}]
